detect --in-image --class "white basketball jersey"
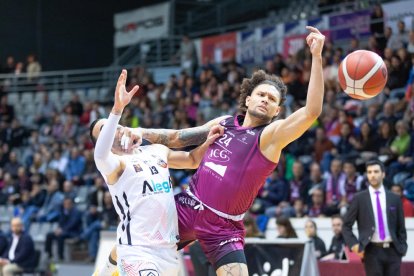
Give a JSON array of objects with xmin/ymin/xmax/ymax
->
[{"xmin": 106, "ymin": 145, "xmax": 179, "ymax": 248}]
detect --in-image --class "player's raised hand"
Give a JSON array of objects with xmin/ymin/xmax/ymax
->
[
  {"xmin": 113, "ymin": 69, "xmax": 139, "ymax": 114},
  {"xmin": 205, "ymin": 125, "xmax": 224, "ymax": 146},
  {"xmin": 305, "ymin": 26, "xmax": 325, "ymax": 57}
]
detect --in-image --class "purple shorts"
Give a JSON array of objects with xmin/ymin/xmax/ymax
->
[{"xmin": 175, "ymin": 192, "xmax": 245, "ymax": 266}]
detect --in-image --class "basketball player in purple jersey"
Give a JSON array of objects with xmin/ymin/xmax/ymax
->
[{"xmin": 124, "ymin": 26, "xmax": 325, "ymax": 275}]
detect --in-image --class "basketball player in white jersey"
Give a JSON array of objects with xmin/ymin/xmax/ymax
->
[{"xmin": 90, "ymin": 70, "xmax": 222, "ymax": 276}]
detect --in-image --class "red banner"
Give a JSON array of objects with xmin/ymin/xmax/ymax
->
[
  {"xmin": 201, "ymin": 32, "xmax": 237, "ymax": 63},
  {"xmin": 283, "ymin": 30, "xmax": 330, "ymax": 57}
]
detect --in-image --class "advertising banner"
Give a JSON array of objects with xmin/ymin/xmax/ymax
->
[
  {"xmin": 114, "ymin": 2, "xmax": 170, "ymax": 48},
  {"xmin": 283, "ymin": 30, "xmax": 330, "ymax": 57},
  {"xmin": 245, "ymin": 239, "xmax": 319, "ymax": 276},
  {"xmin": 237, "ymin": 29, "xmax": 260, "ymax": 64},
  {"xmin": 329, "ymin": 10, "xmax": 371, "ymax": 41},
  {"xmin": 259, "ymin": 24, "xmax": 285, "ymax": 62},
  {"xmin": 201, "ymin": 32, "xmax": 237, "ymax": 63}
]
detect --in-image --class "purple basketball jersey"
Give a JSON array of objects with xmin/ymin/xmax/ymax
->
[{"xmin": 189, "ymin": 115, "xmax": 277, "ymax": 215}]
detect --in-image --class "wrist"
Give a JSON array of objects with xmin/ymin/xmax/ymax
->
[{"xmin": 111, "ymin": 107, "xmax": 123, "ymax": 115}]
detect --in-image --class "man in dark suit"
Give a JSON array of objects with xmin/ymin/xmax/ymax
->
[
  {"xmin": 343, "ymin": 160, "xmax": 407, "ymax": 276},
  {"xmin": 0, "ymin": 217, "xmax": 36, "ymax": 276},
  {"xmin": 45, "ymin": 197, "xmax": 83, "ymax": 261}
]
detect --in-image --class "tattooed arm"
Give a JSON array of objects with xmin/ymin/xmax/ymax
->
[{"xmin": 132, "ymin": 115, "xmax": 230, "ymax": 148}]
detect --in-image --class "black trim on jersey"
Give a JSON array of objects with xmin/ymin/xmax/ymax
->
[
  {"xmin": 115, "ymin": 194, "xmax": 132, "ymax": 245},
  {"xmin": 115, "ymin": 195, "xmax": 126, "ymax": 231},
  {"xmin": 123, "ymin": 192, "xmax": 132, "ymax": 245}
]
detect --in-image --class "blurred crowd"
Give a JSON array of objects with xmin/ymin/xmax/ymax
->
[{"xmin": 0, "ymin": 3, "xmax": 413, "ymax": 269}]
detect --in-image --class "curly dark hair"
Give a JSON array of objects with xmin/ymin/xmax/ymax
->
[{"xmin": 238, "ymin": 69, "xmax": 287, "ymax": 114}]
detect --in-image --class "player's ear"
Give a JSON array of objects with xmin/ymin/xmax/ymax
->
[{"xmin": 245, "ymin": 95, "xmax": 251, "ymax": 107}]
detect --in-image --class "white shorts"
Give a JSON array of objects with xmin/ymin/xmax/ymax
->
[{"xmin": 117, "ymin": 244, "xmax": 179, "ymax": 276}]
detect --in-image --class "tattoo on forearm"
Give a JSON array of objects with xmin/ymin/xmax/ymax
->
[
  {"xmin": 222, "ymin": 263, "xmax": 243, "ymax": 276},
  {"xmin": 142, "ymin": 127, "xmax": 209, "ymax": 148},
  {"xmin": 178, "ymin": 127, "xmax": 209, "ymax": 147}
]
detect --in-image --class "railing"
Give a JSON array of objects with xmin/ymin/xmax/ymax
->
[{"xmin": 0, "ymin": 65, "xmax": 134, "ymax": 94}]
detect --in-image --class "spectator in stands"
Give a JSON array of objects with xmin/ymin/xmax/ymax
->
[
  {"xmin": 66, "ymin": 94, "xmax": 83, "ymax": 117},
  {"xmin": 35, "ymin": 179, "xmax": 64, "ymax": 224},
  {"xmin": 79, "ymin": 191, "xmax": 117, "ymax": 262},
  {"xmin": 292, "ymin": 198, "xmax": 306, "ymax": 218},
  {"xmin": 324, "ymin": 158, "xmax": 344, "ymax": 215},
  {"xmin": 366, "ymin": 35, "xmax": 382, "ymax": 57},
  {"xmin": 0, "ymin": 172, "xmax": 20, "ymax": 206},
  {"xmin": 3, "ymin": 151, "xmax": 20, "ymax": 178},
  {"xmin": 326, "ymin": 215, "xmax": 345, "ymax": 260},
  {"xmin": 288, "ymin": 160, "xmax": 311, "ymax": 205},
  {"xmin": 390, "ymin": 120, "xmax": 411, "ymax": 157},
  {"xmin": 64, "ymin": 148, "xmax": 85, "ymax": 185},
  {"xmin": 20, "ymin": 181, "xmax": 46, "ymax": 230},
  {"xmin": 304, "ymin": 219, "xmax": 326, "ymax": 259},
  {"xmin": 307, "ymin": 186, "xmax": 329, "ymax": 217},
  {"xmin": 347, "ymin": 38, "xmax": 359, "ymax": 55},
  {"xmin": 370, "ymin": 4, "xmax": 386, "ymax": 52},
  {"xmin": 34, "ymin": 93, "xmax": 57, "ymax": 126},
  {"xmin": 390, "ymin": 183, "xmax": 414, "ymax": 217},
  {"xmin": 88, "ymin": 177, "xmax": 106, "ymax": 211},
  {"xmin": 408, "ymin": 31, "xmax": 414, "ymax": 54},
  {"xmin": 176, "ymin": 35, "xmax": 197, "ymax": 76},
  {"xmin": 309, "ymin": 162, "xmax": 326, "ymax": 189},
  {"xmin": 62, "ymin": 180, "xmax": 76, "ymax": 200},
  {"xmin": 244, "ymin": 212, "xmax": 264, "ymax": 238},
  {"xmin": 313, "ymin": 127, "xmax": 335, "ymax": 163},
  {"xmin": 387, "ymin": 21, "xmax": 410, "ymax": 51},
  {"xmin": 26, "ymin": 54, "xmax": 41, "ymax": 83},
  {"xmin": 349, "ymin": 121, "xmax": 378, "ymax": 159},
  {"xmin": 276, "ymin": 217, "xmax": 297, "ymax": 238},
  {"xmin": 388, "ymin": 119, "xmax": 414, "ymax": 180},
  {"xmin": 0, "ymin": 217, "xmax": 36, "ymax": 275},
  {"xmin": 387, "ymin": 55, "xmax": 408, "ymax": 91},
  {"xmin": 375, "ymin": 120, "xmax": 396, "ymax": 159},
  {"xmin": 1, "ymin": 56, "xmax": 15, "ymax": 74},
  {"xmin": 340, "ymin": 160, "xmax": 365, "ymax": 209},
  {"xmin": 252, "ymin": 170, "xmax": 289, "ymax": 215},
  {"xmin": 0, "ymin": 230, "xmax": 7, "ymax": 257},
  {"xmin": 45, "ymin": 197, "xmax": 82, "ymax": 261},
  {"xmin": 0, "ymin": 95, "xmax": 14, "ymax": 124}
]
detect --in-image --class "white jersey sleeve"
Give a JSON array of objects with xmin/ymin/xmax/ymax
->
[{"xmin": 94, "ymin": 113, "xmax": 121, "ymax": 175}]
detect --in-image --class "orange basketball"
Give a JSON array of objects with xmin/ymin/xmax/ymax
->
[{"xmin": 338, "ymin": 50, "xmax": 387, "ymax": 100}]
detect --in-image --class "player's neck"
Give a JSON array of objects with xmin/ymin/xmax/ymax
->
[{"xmin": 242, "ymin": 113, "xmax": 270, "ymax": 128}]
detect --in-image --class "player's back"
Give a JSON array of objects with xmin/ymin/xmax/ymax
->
[{"xmin": 107, "ymin": 145, "xmax": 179, "ymax": 249}]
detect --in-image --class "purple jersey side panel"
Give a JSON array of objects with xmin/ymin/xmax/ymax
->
[{"xmin": 190, "ymin": 115, "xmax": 278, "ymax": 215}]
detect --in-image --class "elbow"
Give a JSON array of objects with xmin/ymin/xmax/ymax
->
[{"xmin": 306, "ymin": 110, "xmax": 321, "ymax": 120}]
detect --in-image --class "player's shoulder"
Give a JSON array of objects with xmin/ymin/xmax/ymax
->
[{"xmin": 205, "ymin": 115, "xmax": 232, "ymax": 127}]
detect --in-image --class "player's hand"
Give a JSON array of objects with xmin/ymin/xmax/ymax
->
[
  {"xmin": 305, "ymin": 26, "xmax": 325, "ymax": 57},
  {"xmin": 205, "ymin": 125, "xmax": 224, "ymax": 146},
  {"xmin": 119, "ymin": 127, "xmax": 143, "ymax": 152},
  {"xmin": 351, "ymin": 244, "xmax": 365, "ymax": 259},
  {"xmin": 112, "ymin": 69, "xmax": 139, "ymax": 114}
]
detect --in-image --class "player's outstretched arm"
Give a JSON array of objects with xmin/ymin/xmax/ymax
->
[
  {"xmin": 262, "ymin": 26, "xmax": 325, "ymax": 151},
  {"xmin": 94, "ymin": 69, "xmax": 139, "ymax": 184},
  {"xmin": 126, "ymin": 115, "xmax": 230, "ymax": 149},
  {"xmin": 164, "ymin": 125, "xmax": 224, "ymax": 169}
]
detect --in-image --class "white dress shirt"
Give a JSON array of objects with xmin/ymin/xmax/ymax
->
[
  {"xmin": 369, "ymin": 185, "xmax": 392, "ymax": 243},
  {"xmin": 8, "ymin": 234, "xmax": 19, "ymax": 261}
]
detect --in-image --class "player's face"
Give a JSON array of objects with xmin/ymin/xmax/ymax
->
[
  {"xmin": 246, "ymin": 83, "xmax": 281, "ymax": 121},
  {"xmin": 366, "ymin": 164, "xmax": 385, "ymax": 189},
  {"xmin": 93, "ymin": 119, "xmax": 124, "ymax": 153}
]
